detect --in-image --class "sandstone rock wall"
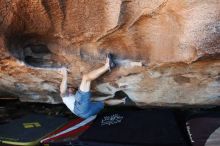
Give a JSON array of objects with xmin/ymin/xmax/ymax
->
[{"xmin": 0, "ymin": 0, "xmax": 219, "ymax": 106}]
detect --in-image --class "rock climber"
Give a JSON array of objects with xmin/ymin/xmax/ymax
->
[{"xmin": 59, "ymin": 54, "xmax": 126, "ymax": 119}]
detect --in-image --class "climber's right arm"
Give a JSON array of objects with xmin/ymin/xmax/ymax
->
[{"xmin": 60, "ymin": 67, "xmax": 68, "ymax": 97}]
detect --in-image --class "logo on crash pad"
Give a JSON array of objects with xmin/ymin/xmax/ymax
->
[
  {"xmin": 101, "ymin": 114, "xmax": 124, "ymax": 126},
  {"xmin": 23, "ymin": 122, "xmax": 41, "ymax": 128}
]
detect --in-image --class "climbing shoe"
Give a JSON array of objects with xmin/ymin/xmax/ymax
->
[{"xmin": 107, "ymin": 53, "xmax": 116, "ymax": 71}]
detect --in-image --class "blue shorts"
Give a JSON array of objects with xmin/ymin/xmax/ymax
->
[{"xmin": 74, "ymin": 90, "xmax": 104, "ymax": 119}]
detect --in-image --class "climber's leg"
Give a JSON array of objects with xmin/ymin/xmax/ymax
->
[{"xmin": 79, "ymin": 53, "xmax": 115, "ymax": 92}]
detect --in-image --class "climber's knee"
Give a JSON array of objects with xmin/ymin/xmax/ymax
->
[
  {"xmin": 79, "ymin": 74, "xmax": 91, "ymax": 92},
  {"xmin": 82, "ymin": 74, "xmax": 92, "ymax": 82}
]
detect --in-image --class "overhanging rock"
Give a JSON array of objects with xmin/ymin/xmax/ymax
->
[{"xmin": 0, "ymin": 0, "xmax": 219, "ymax": 106}]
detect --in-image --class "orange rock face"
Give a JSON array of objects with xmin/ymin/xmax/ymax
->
[{"xmin": 0, "ymin": 0, "xmax": 219, "ymax": 105}]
